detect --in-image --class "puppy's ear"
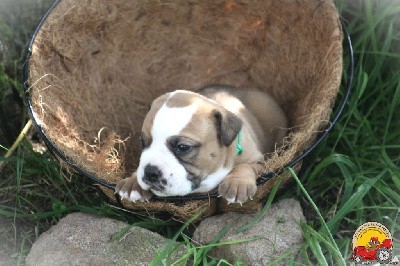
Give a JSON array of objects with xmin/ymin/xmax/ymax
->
[{"xmin": 212, "ymin": 109, "xmax": 242, "ymax": 147}]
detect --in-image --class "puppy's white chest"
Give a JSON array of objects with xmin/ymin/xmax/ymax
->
[{"xmin": 193, "ymin": 167, "xmax": 232, "ymax": 193}]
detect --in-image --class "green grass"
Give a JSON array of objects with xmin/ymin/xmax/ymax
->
[{"xmin": 1, "ymin": 0, "xmax": 399, "ymax": 265}]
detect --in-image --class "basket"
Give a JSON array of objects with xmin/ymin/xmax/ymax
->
[{"xmin": 25, "ymin": 0, "xmax": 352, "ymax": 221}]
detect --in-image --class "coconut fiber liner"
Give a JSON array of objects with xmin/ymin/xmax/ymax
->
[{"xmin": 26, "ymin": 0, "xmax": 344, "ymax": 221}]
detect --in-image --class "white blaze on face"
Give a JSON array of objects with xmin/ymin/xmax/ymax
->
[{"xmin": 137, "ymin": 99, "xmax": 198, "ymax": 196}]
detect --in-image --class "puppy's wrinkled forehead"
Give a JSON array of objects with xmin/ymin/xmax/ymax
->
[{"xmin": 142, "ymin": 91, "xmax": 211, "ymax": 139}]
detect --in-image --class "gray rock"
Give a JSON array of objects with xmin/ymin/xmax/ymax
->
[
  {"xmin": 192, "ymin": 198, "xmax": 305, "ymax": 265},
  {"xmin": 25, "ymin": 212, "xmax": 181, "ymax": 266}
]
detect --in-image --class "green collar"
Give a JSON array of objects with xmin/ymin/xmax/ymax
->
[{"xmin": 236, "ymin": 130, "xmax": 243, "ymax": 155}]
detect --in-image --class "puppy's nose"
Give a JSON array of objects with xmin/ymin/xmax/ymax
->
[{"xmin": 144, "ymin": 164, "xmax": 162, "ymax": 183}]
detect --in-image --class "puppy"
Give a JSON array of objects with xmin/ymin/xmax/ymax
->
[{"xmin": 115, "ymin": 85, "xmax": 287, "ymax": 204}]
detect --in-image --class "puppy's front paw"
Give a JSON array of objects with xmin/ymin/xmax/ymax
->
[
  {"xmin": 218, "ymin": 178, "xmax": 257, "ymax": 205},
  {"xmin": 115, "ymin": 176, "xmax": 153, "ymax": 202}
]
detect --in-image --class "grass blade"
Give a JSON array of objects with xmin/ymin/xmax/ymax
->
[{"xmin": 327, "ymin": 173, "xmax": 381, "ymax": 232}]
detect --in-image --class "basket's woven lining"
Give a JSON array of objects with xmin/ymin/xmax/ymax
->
[{"xmin": 28, "ymin": 0, "xmax": 342, "ymax": 220}]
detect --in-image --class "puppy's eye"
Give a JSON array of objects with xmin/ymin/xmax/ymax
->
[
  {"xmin": 175, "ymin": 144, "xmax": 192, "ymax": 154},
  {"xmin": 140, "ymin": 136, "xmax": 145, "ymax": 149},
  {"xmin": 140, "ymin": 132, "xmax": 150, "ymax": 149}
]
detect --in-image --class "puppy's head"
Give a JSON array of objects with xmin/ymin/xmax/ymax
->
[{"xmin": 136, "ymin": 90, "xmax": 242, "ymax": 196}]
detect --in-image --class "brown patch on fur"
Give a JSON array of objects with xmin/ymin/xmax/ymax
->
[
  {"xmin": 201, "ymin": 86, "xmax": 287, "ymax": 153},
  {"xmin": 178, "ymin": 103, "xmax": 231, "ymax": 181},
  {"xmin": 165, "ymin": 91, "xmax": 198, "ymax": 108},
  {"xmin": 212, "ymin": 109, "xmax": 243, "ymax": 147},
  {"xmin": 229, "ymin": 88, "xmax": 288, "ymax": 152}
]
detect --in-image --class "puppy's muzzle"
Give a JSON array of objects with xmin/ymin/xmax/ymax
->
[
  {"xmin": 143, "ymin": 164, "xmax": 162, "ymax": 183},
  {"xmin": 142, "ymin": 164, "xmax": 168, "ymax": 192}
]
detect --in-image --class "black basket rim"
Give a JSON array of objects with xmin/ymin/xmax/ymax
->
[{"xmin": 23, "ymin": 0, "xmax": 354, "ymax": 202}]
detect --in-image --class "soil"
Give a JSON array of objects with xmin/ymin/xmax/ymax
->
[{"xmin": 0, "ymin": 216, "xmax": 36, "ymax": 265}]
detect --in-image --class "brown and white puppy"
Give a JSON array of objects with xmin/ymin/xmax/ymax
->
[{"xmin": 115, "ymin": 85, "xmax": 288, "ymax": 204}]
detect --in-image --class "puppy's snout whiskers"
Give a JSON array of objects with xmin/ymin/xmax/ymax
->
[{"xmin": 152, "ymin": 184, "xmax": 163, "ymax": 192}]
